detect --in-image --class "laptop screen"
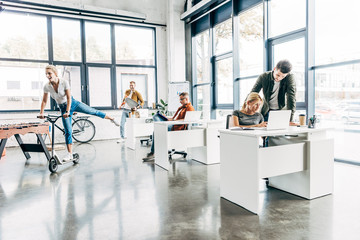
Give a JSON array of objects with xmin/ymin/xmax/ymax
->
[
  {"xmin": 267, "ymin": 110, "xmax": 291, "ymax": 130},
  {"xmin": 184, "ymin": 111, "xmax": 201, "ymax": 122}
]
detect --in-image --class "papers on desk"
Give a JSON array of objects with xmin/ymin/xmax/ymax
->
[{"xmin": 229, "ymin": 127, "xmax": 255, "ymax": 131}]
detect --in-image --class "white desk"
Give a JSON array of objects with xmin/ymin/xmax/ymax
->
[
  {"xmin": 125, "ymin": 117, "xmax": 153, "ymax": 150},
  {"xmin": 219, "ymin": 127, "xmax": 334, "ymax": 214},
  {"xmin": 154, "ymin": 120, "xmax": 223, "ymax": 170}
]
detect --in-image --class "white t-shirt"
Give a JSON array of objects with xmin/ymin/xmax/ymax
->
[
  {"xmin": 269, "ymin": 81, "xmax": 280, "ymax": 110},
  {"xmin": 43, "ymin": 79, "xmax": 70, "ymax": 104}
]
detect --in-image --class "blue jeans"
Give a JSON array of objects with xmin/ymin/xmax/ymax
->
[
  {"xmin": 150, "ymin": 113, "xmax": 172, "ymax": 153},
  {"xmin": 120, "ymin": 110, "xmax": 130, "ymax": 138},
  {"xmin": 58, "ymin": 97, "xmax": 106, "ymax": 144}
]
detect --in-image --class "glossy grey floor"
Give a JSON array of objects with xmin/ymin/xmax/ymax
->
[{"xmin": 1, "ymin": 140, "xmax": 360, "ymax": 240}]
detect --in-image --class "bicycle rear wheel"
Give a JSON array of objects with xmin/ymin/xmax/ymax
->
[{"xmin": 72, "ymin": 119, "xmax": 96, "ymax": 143}]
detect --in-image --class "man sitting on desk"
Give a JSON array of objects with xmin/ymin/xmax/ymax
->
[{"xmin": 143, "ymin": 92, "xmax": 194, "ymax": 162}]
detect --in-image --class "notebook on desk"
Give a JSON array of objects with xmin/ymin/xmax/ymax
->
[
  {"xmin": 250, "ymin": 110, "xmax": 291, "ymax": 131},
  {"xmin": 184, "ymin": 111, "xmax": 202, "ymax": 122}
]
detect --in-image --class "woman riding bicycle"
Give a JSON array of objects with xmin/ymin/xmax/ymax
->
[{"xmin": 39, "ymin": 65, "xmax": 119, "ymax": 162}]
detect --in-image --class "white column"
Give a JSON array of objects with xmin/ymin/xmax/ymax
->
[{"xmin": 166, "ymin": 0, "xmax": 186, "ymax": 83}]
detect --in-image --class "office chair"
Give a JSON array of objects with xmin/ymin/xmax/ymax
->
[
  {"xmin": 168, "ymin": 124, "xmax": 188, "ymax": 160},
  {"xmin": 168, "ymin": 149, "xmax": 187, "ymax": 160},
  {"xmin": 226, "ymin": 114, "xmax": 235, "ymax": 129}
]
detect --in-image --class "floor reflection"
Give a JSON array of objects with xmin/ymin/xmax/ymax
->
[{"xmin": 0, "ymin": 140, "xmax": 359, "ymax": 239}]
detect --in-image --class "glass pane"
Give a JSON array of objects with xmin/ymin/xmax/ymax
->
[
  {"xmin": 239, "ymin": 3, "xmax": 264, "ymax": 77},
  {"xmin": 0, "ymin": 62, "xmax": 49, "ymax": 110},
  {"xmin": 53, "ymin": 18, "xmax": 81, "ymax": 62},
  {"xmin": 116, "ymin": 67, "xmax": 155, "ymax": 108},
  {"xmin": 196, "ymin": 84, "xmax": 211, "ymax": 120},
  {"xmin": 216, "ymin": 57, "xmax": 233, "ymax": 104},
  {"xmin": 273, "ymin": 38, "xmax": 305, "ymax": 102},
  {"xmin": 115, "ymin": 26, "xmax": 154, "ymax": 65},
  {"xmin": 195, "ymin": 30, "xmax": 210, "ymax": 84},
  {"xmin": 315, "ymin": 64, "xmax": 360, "ymax": 163},
  {"xmin": 239, "ymin": 78, "xmax": 264, "ymax": 108},
  {"xmin": 88, "ymin": 67, "xmax": 111, "ymax": 107},
  {"xmin": 0, "ymin": 12, "xmax": 48, "ymax": 60},
  {"xmin": 215, "ymin": 109, "xmax": 233, "ymax": 120},
  {"xmin": 214, "ymin": 18, "xmax": 232, "ymax": 55},
  {"xmin": 56, "ymin": 65, "xmax": 81, "ymax": 101},
  {"xmin": 315, "ymin": 0, "xmax": 360, "ymax": 65},
  {"xmin": 85, "ymin": 22, "xmax": 111, "ymax": 63},
  {"xmin": 269, "ymin": 0, "xmax": 306, "ymax": 37}
]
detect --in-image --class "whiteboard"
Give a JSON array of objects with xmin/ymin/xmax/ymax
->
[{"xmin": 168, "ymin": 82, "xmax": 190, "ymax": 112}]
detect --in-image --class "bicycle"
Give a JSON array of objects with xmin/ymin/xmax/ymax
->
[{"xmin": 49, "ymin": 112, "xmax": 96, "ymax": 143}]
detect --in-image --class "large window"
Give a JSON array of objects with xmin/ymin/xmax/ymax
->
[
  {"xmin": 196, "ymin": 84, "xmax": 211, "ymax": 120},
  {"xmin": 56, "ymin": 65, "xmax": 82, "ymax": 101},
  {"xmin": 85, "ymin": 22, "xmax": 112, "ymax": 64},
  {"xmin": 239, "ymin": 4, "xmax": 264, "ymax": 78},
  {"xmin": 214, "ymin": 18, "xmax": 232, "ymax": 55},
  {"xmin": 0, "ymin": 10, "xmax": 157, "ymax": 112},
  {"xmin": 195, "ymin": 30, "xmax": 210, "ymax": 84},
  {"xmin": 315, "ymin": 0, "xmax": 360, "ymax": 65},
  {"xmin": 269, "ymin": 0, "xmax": 306, "ymax": 37},
  {"xmin": 88, "ymin": 67, "xmax": 111, "ymax": 107},
  {"xmin": 52, "ymin": 18, "xmax": 81, "ymax": 62},
  {"xmin": 0, "ymin": 12, "xmax": 48, "ymax": 60},
  {"xmin": 215, "ymin": 57, "xmax": 233, "ymax": 105},
  {"xmin": 272, "ymin": 38, "xmax": 305, "ymax": 102},
  {"xmin": 0, "ymin": 62, "xmax": 48, "ymax": 111},
  {"xmin": 115, "ymin": 26, "xmax": 154, "ymax": 65},
  {"xmin": 116, "ymin": 67, "xmax": 155, "ymax": 108},
  {"xmin": 194, "ymin": 30, "xmax": 211, "ymax": 119},
  {"xmin": 315, "ymin": 64, "xmax": 360, "ymax": 163}
]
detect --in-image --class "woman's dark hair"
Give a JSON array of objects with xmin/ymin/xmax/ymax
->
[{"xmin": 276, "ymin": 60, "xmax": 292, "ymax": 74}]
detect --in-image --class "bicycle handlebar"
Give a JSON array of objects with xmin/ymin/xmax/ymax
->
[{"xmin": 37, "ymin": 114, "xmax": 62, "ymax": 123}]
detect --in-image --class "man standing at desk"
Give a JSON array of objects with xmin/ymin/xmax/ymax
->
[
  {"xmin": 143, "ymin": 92, "xmax": 194, "ymax": 162},
  {"xmin": 251, "ymin": 59, "xmax": 296, "ymax": 122},
  {"xmin": 118, "ymin": 81, "xmax": 144, "ymax": 143}
]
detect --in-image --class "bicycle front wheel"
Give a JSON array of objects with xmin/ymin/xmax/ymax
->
[{"xmin": 72, "ymin": 119, "xmax": 96, "ymax": 143}]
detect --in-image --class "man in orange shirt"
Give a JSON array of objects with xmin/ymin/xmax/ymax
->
[{"xmin": 143, "ymin": 92, "xmax": 194, "ymax": 162}]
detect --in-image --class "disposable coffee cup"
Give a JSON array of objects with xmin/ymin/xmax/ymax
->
[{"xmin": 299, "ymin": 114, "xmax": 306, "ymax": 126}]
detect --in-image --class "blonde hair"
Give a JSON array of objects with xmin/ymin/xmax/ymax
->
[
  {"xmin": 241, "ymin": 92, "xmax": 263, "ymax": 111},
  {"xmin": 45, "ymin": 65, "xmax": 58, "ymax": 76}
]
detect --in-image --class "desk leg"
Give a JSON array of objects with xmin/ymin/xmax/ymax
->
[
  {"xmin": 154, "ymin": 124, "xmax": 170, "ymax": 171},
  {"xmin": 14, "ymin": 134, "xmax": 31, "ymax": 160},
  {"xmin": 220, "ymin": 133, "xmax": 260, "ymax": 214},
  {"xmin": 0, "ymin": 139, "xmax": 7, "ymax": 160},
  {"xmin": 268, "ymin": 138, "xmax": 334, "ymax": 199}
]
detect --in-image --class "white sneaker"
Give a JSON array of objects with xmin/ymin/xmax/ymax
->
[
  {"xmin": 63, "ymin": 153, "xmax": 73, "ymax": 162},
  {"xmin": 117, "ymin": 138, "xmax": 125, "ymax": 143},
  {"xmin": 111, "ymin": 119, "xmax": 120, "ymax": 127}
]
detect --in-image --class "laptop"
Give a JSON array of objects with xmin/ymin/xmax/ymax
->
[
  {"xmin": 184, "ymin": 111, "xmax": 202, "ymax": 122},
  {"xmin": 250, "ymin": 110, "xmax": 291, "ymax": 131}
]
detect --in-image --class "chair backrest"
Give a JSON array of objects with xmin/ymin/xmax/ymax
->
[{"xmin": 226, "ymin": 114, "xmax": 232, "ymax": 129}]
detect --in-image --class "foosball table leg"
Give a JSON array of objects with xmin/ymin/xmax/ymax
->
[
  {"xmin": 14, "ymin": 134, "xmax": 31, "ymax": 160},
  {"xmin": 0, "ymin": 139, "xmax": 7, "ymax": 160}
]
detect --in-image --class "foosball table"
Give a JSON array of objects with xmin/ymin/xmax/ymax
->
[{"xmin": 0, "ymin": 122, "xmax": 51, "ymax": 161}]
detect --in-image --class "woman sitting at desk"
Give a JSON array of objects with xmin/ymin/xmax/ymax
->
[{"xmin": 232, "ymin": 92, "xmax": 267, "ymax": 128}]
